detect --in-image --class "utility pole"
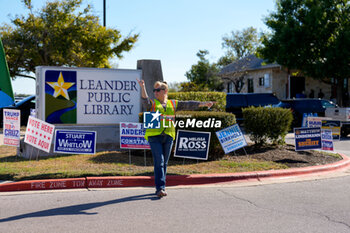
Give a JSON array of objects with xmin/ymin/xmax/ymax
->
[{"xmin": 103, "ymin": 0, "xmax": 106, "ymax": 27}]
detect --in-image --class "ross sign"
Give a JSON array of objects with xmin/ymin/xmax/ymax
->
[
  {"xmin": 54, "ymin": 130, "xmax": 97, "ymax": 154},
  {"xmin": 294, "ymin": 127, "xmax": 321, "ymax": 151},
  {"xmin": 120, "ymin": 122, "xmax": 150, "ymax": 149},
  {"xmin": 321, "ymin": 120, "xmax": 341, "ymax": 140},
  {"xmin": 321, "ymin": 129, "xmax": 334, "ymax": 151},
  {"xmin": 216, "ymin": 124, "xmax": 247, "ymax": 154},
  {"xmin": 2, "ymin": 109, "xmax": 20, "ymax": 147},
  {"xmin": 36, "ymin": 67, "xmax": 141, "ymax": 124},
  {"xmin": 24, "ymin": 116, "xmax": 55, "ymax": 152},
  {"xmin": 174, "ymin": 130, "xmax": 211, "ymax": 160}
]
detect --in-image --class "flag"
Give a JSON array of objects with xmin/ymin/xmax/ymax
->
[{"xmin": 0, "ymin": 37, "xmax": 14, "ymax": 108}]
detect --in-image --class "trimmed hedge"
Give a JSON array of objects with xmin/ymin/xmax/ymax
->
[
  {"xmin": 139, "ymin": 111, "xmax": 236, "ymax": 160},
  {"xmin": 168, "ymin": 92, "xmax": 226, "ymax": 112},
  {"xmin": 243, "ymin": 107, "xmax": 293, "ymax": 146}
]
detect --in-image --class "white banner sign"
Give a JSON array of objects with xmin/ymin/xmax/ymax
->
[
  {"xmin": 3, "ymin": 109, "xmax": 21, "ymax": 147},
  {"xmin": 24, "ymin": 116, "xmax": 55, "ymax": 152}
]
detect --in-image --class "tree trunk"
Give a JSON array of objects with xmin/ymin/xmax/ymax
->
[{"xmin": 336, "ymin": 77, "xmax": 344, "ymax": 107}]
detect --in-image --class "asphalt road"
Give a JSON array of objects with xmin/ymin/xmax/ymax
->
[{"xmin": 1, "ymin": 173, "xmax": 350, "ymax": 233}]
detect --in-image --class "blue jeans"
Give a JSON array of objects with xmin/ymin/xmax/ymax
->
[{"xmin": 148, "ymin": 134, "xmax": 174, "ymax": 192}]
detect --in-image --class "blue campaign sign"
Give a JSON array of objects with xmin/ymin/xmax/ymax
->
[
  {"xmin": 54, "ymin": 130, "xmax": 96, "ymax": 154},
  {"xmin": 215, "ymin": 124, "xmax": 247, "ymax": 154},
  {"xmin": 174, "ymin": 130, "xmax": 211, "ymax": 160},
  {"xmin": 294, "ymin": 127, "xmax": 322, "ymax": 151}
]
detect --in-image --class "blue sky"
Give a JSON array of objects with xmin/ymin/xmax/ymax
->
[{"xmin": 0, "ymin": 0, "xmax": 276, "ymax": 95}]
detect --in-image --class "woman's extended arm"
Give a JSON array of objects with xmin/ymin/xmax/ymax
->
[{"xmin": 137, "ymin": 79, "xmax": 148, "ymax": 99}]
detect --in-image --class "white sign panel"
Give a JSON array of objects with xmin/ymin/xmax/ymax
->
[
  {"xmin": 36, "ymin": 67, "xmax": 141, "ymax": 124},
  {"xmin": 24, "ymin": 116, "xmax": 55, "ymax": 152},
  {"xmin": 3, "ymin": 109, "xmax": 21, "ymax": 147}
]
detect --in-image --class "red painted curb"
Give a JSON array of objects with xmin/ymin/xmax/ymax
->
[
  {"xmin": 0, "ymin": 178, "xmax": 87, "ymax": 192},
  {"xmin": 0, "ymin": 154, "xmax": 349, "ymax": 192}
]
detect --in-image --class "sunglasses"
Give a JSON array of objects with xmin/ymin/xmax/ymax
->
[{"xmin": 153, "ymin": 88, "xmax": 166, "ymax": 92}]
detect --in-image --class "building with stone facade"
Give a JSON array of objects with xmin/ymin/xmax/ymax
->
[{"xmin": 218, "ymin": 54, "xmax": 348, "ymax": 105}]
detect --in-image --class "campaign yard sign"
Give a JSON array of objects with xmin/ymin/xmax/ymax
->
[
  {"xmin": 3, "ymin": 109, "xmax": 20, "ymax": 147},
  {"xmin": 294, "ymin": 127, "xmax": 322, "ymax": 151},
  {"xmin": 120, "ymin": 122, "xmax": 150, "ymax": 149},
  {"xmin": 215, "ymin": 124, "xmax": 247, "ymax": 154},
  {"xmin": 174, "ymin": 130, "xmax": 211, "ymax": 160},
  {"xmin": 321, "ymin": 129, "xmax": 334, "ymax": 151},
  {"xmin": 54, "ymin": 130, "xmax": 97, "ymax": 154},
  {"xmin": 24, "ymin": 116, "xmax": 55, "ymax": 152},
  {"xmin": 322, "ymin": 120, "xmax": 341, "ymax": 140}
]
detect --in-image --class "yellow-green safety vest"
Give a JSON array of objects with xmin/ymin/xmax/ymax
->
[{"xmin": 144, "ymin": 99, "xmax": 178, "ymax": 141}]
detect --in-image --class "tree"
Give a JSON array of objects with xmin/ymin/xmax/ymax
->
[
  {"xmin": 185, "ymin": 50, "xmax": 223, "ymax": 91},
  {"xmin": 0, "ymin": 0, "xmax": 139, "ymax": 79},
  {"xmin": 218, "ymin": 27, "xmax": 260, "ymax": 67},
  {"xmin": 259, "ymin": 0, "xmax": 350, "ymax": 106}
]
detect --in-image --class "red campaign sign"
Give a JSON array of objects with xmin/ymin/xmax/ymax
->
[{"xmin": 24, "ymin": 116, "xmax": 55, "ymax": 153}]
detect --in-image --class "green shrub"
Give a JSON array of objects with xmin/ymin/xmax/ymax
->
[
  {"xmin": 139, "ymin": 111, "xmax": 236, "ymax": 160},
  {"xmin": 168, "ymin": 92, "xmax": 226, "ymax": 112},
  {"xmin": 243, "ymin": 107, "xmax": 293, "ymax": 146}
]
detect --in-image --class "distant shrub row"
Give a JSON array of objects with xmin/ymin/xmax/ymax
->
[{"xmin": 168, "ymin": 92, "xmax": 226, "ymax": 112}]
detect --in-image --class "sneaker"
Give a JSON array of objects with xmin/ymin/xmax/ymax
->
[{"xmin": 156, "ymin": 189, "xmax": 167, "ymax": 198}]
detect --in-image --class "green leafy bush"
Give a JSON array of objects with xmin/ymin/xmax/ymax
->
[
  {"xmin": 243, "ymin": 107, "xmax": 293, "ymax": 146},
  {"xmin": 139, "ymin": 111, "xmax": 236, "ymax": 160},
  {"xmin": 168, "ymin": 92, "xmax": 226, "ymax": 112}
]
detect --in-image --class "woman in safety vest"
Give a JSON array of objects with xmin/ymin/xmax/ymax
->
[{"xmin": 137, "ymin": 79, "xmax": 213, "ymax": 198}]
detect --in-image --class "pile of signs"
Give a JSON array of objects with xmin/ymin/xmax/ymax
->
[{"xmin": 295, "ymin": 115, "xmax": 341, "ymax": 152}]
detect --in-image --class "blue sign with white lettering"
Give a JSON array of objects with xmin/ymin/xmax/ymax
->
[
  {"xmin": 54, "ymin": 130, "xmax": 96, "ymax": 154},
  {"xmin": 215, "ymin": 124, "xmax": 247, "ymax": 154},
  {"xmin": 174, "ymin": 130, "xmax": 211, "ymax": 160},
  {"xmin": 294, "ymin": 127, "xmax": 321, "ymax": 151}
]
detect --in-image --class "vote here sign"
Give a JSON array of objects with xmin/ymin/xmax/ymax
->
[{"xmin": 24, "ymin": 116, "xmax": 55, "ymax": 152}]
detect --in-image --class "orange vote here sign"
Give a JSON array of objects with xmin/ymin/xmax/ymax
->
[{"xmin": 24, "ymin": 116, "xmax": 55, "ymax": 153}]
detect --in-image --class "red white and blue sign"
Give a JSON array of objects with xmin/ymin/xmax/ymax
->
[
  {"xmin": 120, "ymin": 122, "xmax": 150, "ymax": 149},
  {"xmin": 174, "ymin": 130, "xmax": 211, "ymax": 160},
  {"xmin": 54, "ymin": 130, "xmax": 96, "ymax": 154},
  {"xmin": 321, "ymin": 129, "xmax": 334, "ymax": 151},
  {"xmin": 294, "ymin": 127, "xmax": 322, "ymax": 151},
  {"xmin": 215, "ymin": 124, "xmax": 247, "ymax": 154}
]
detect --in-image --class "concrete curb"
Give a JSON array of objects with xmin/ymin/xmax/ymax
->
[{"xmin": 1, "ymin": 154, "xmax": 349, "ymax": 192}]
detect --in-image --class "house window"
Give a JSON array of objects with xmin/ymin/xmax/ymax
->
[
  {"xmin": 259, "ymin": 77, "xmax": 264, "ymax": 86},
  {"xmin": 264, "ymin": 74, "xmax": 270, "ymax": 87},
  {"xmin": 248, "ymin": 79, "xmax": 254, "ymax": 93}
]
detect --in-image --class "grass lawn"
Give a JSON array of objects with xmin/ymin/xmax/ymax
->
[{"xmin": 0, "ymin": 145, "xmax": 288, "ymax": 181}]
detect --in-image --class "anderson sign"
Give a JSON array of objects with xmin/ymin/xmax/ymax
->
[{"xmin": 36, "ymin": 67, "xmax": 141, "ymax": 124}]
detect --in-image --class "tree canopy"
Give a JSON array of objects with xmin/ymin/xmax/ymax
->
[
  {"xmin": 185, "ymin": 50, "xmax": 223, "ymax": 91},
  {"xmin": 218, "ymin": 27, "xmax": 260, "ymax": 67},
  {"xmin": 259, "ymin": 0, "xmax": 350, "ymax": 105},
  {"xmin": 0, "ymin": 0, "xmax": 139, "ymax": 79}
]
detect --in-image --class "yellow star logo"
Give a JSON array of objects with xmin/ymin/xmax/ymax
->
[{"xmin": 46, "ymin": 72, "xmax": 74, "ymax": 100}]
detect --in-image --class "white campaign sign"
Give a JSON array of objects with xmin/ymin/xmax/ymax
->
[
  {"xmin": 24, "ymin": 116, "xmax": 55, "ymax": 152},
  {"xmin": 3, "ymin": 109, "xmax": 21, "ymax": 147}
]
